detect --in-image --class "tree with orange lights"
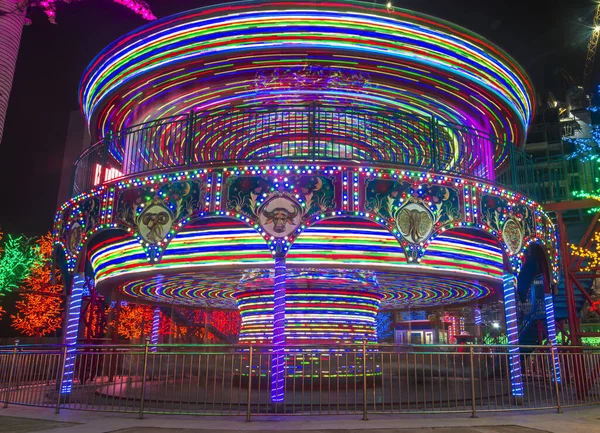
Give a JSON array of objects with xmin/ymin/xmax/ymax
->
[
  {"xmin": 571, "ymin": 231, "xmax": 600, "ymax": 317},
  {"xmin": 11, "ymin": 233, "xmax": 63, "ymax": 338},
  {"xmin": 114, "ymin": 304, "xmax": 154, "ymax": 340}
]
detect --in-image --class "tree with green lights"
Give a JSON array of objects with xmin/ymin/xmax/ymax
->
[{"xmin": 0, "ymin": 233, "xmax": 40, "ymax": 295}]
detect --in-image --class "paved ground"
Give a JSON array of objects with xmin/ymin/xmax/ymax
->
[
  {"xmin": 104, "ymin": 429, "xmax": 548, "ymax": 433},
  {"xmin": 112, "ymin": 428, "xmax": 548, "ymax": 433},
  {"xmin": 0, "ymin": 417, "xmax": 75, "ymax": 432},
  {"xmin": 1, "ymin": 405, "xmax": 600, "ymax": 433}
]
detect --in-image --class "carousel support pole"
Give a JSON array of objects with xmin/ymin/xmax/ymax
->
[
  {"xmin": 59, "ymin": 272, "xmax": 85, "ymax": 397},
  {"xmin": 503, "ymin": 273, "xmax": 524, "ymax": 397},
  {"xmin": 270, "ymin": 255, "xmax": 287, "ymax": 407},
  {"xmin": 556, "ymin": 212, "xmax": 581, "ymax": 345},
  {"xmin": 474, "ymin": 307, "xmax": 482, "ymax": 344},
  {"xmin": 150, "ymin": 306, "xmax": 160, "ymax": 352},
  {"xmin": 544, "ymin": 293, "xmax": 562, "ymax": 383},
  {"xmin": 556, "ymin": 212, "xmax": 586, "ymax": 399}
]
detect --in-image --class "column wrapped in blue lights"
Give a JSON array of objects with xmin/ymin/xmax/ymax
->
[
  {"xmin": 61, "ymin": 273, "xmax": 85, "ymax": 394},
  {"xmin": 502, "ymin": 273, "xmax": 524, "ymax": 396},
  {"xmin": 271, "ymin": 256, "xmax": 286, "ymax": 403},
  {"xmin": 544, "ymin": 293, "xmax": 562, "ymax": 383},
  {"xmin": 151, "ymin": 306, "xmax": 160, "ymax": 352}
]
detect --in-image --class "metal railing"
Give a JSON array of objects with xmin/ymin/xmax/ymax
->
[
  {"xmin": 1, "ymin": 342, "xmax": 599, "ymax": 419},
  {"xmin": 531, "ymin": 155, "xmax": 600, "ymax": 204},
  {"xmin": 71, "ymin": 106, "xmax": 536, "ymax": 198}
]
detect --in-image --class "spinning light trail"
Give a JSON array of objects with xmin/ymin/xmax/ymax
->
[
  {"xmin": 79, "ymin": 1, "xmax": 534, "ymax": 176},
  {"xmin": 52, "ymin": 1, "xmax": 554, "ymax": 404}
]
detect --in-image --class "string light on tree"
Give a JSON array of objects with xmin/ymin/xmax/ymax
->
[
  {"xmin": 0, "ymin": 234, "xmax": 40, "ymax": 295},
  {"xmin": 11, "ymin": 233, "xmax": 63, "ymax": 339},
  {"xmin": 564, "ymin": 85, "xmax": 600, "ymax": 162}
]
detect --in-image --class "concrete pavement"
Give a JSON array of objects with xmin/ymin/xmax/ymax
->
[{"xmin": 1, "ymin": 405, "xmax": 600, "ymax": 433}]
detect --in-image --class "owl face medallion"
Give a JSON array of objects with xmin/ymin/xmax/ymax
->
[{"xmin": 395, "ymin": 203, "xmax": 434, "ymax": 244}]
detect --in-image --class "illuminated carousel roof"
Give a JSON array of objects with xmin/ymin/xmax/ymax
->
[{"xmin": 79, "ymin": 0, "xmax": 535, "ymax": 170}]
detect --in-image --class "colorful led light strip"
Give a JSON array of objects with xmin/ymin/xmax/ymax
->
[
  {"xmin": 91, "ymin": 219, "xmax": 503, "ymax": 283},
  {"xmin": 544, "ymin": 293, "xmax": 561, "ymax": 383},
  {"xmin": 92, "ymin": 218, "xmax": 499, "ymax": 312},
  {"xmin": 79, "ymin": 1, "xmax": 534, "ymax": 174},
  {"xmin": 236, "ymin": 269, "xmax": 381, "ymax": 345},
  {"xmin": 286, "ymin": 218, "xmax": 408, "ymax": 268},
  {"xmin": 120, "ymin": 273, "xmax": 238, "ymax": 309},
  {"xmin": 421, "ymin": 229, "xmax": 504, "ymax": 279},
  {"xmin": 503, "ymin": 273, "xmax": 524, "ymax": 396},
  {"xmin": 235, "ymin": 289, "xmax": 273, "ymax": 343},
  {"xmin": 116, "ymin": 268, "xmax": 493, "ymax": 313},
  {"xmin": 90, "ymin": 220, "xmax": 272, "ymax": 284},
  {"xmin": 377, "ymin": 274, "xmax": 493, "ymax": 308}
]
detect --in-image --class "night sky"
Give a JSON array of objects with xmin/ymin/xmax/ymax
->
[{"xmin": 0, "ymin": 0, "xmax": 596, "ymax": 237}]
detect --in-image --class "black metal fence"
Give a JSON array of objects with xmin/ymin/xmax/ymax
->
[
  {"xmin": 72, "ymin": 107, "xmax": 535, "ymax": 198},
  {"xmin": 2, "ymin": 343, "xmax": 599, "ymax": 419}
]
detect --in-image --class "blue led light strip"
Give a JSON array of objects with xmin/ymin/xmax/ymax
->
[
  {"xmin": 61, "ymin": 274, "xmax": 85, "ymax": 394},
  {"xmin": 503, "ymin": 273, "xmax": 524, "ymax": 396},
  {"xmin": 544, "ymin": 293, "xmax": 562, "ymax": 383},
  {"xmin": 271, "ymin": 256, "xmax": 286, "ymax": 403},
  {"xmin": 151, "ymin": 306, "xmax": 160, "ymax": 352}
]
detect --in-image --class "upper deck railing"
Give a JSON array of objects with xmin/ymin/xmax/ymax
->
[{"xmin": 72, "ymin": 106, "xmax": 536, "ymax": 198}]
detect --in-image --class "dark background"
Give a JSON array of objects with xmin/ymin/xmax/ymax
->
[{"xmin": 0, "ymin": 0, "xmax": 596, "ymax": 236}]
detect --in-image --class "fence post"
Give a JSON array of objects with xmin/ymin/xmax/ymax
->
[
  {"xmin": 185, "ymin": 111, "xmax": 196, "ymax": 167},
  {"xmin": 469, "ymin": 346, "xmax": 477, "ymax": 418},
  {"xmin": 551, "ymin": 346, "xmax": 561, "ymax": 413},
  {"xmin": 362, "ymin": 341, "xmax": 368, "ymax": 421},
  {"xmin": 100, "ymin": 134, "xmax": 110, "ymax": 185},
  {"xmin": 509, "ymin": 143, "xmax": 518, "ymax": 190},
  {"xmin": 3, "ymin": 340, "xmax": 19, "ymax": 408},
  {"xmin": 139, "ymin": 338, "xmax": 150, "ymax": 419},
  {"xmin": 246, "ymin": 346, "xmax": 253, "ymax": 423},
  {"xmin": 430, "ymin": 116, "xmax": 437, "ymax": 171},
  {"xmin": 309, "ymin": 102, "xmax": 317, "ymax": 161},
  {"xmin": 55, "ymin": 345, "xmax": 67, "ymax": 414}
]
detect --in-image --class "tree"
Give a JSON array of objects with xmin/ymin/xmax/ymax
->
[
  {"xmin": 376, "ymin": 312, "xmax": 394, "ymax": 342},
  {"xmin": 113, "ymin": 304, "xmax": 154, "ymax": 340},
  {"xmin": 570, "ymin": 230, "xmax": 600, "ymax": 316},
  {"xmin": 0, "ymin": 233, "xmax": 39, "ymax": 295},
  {"xmin": 11, "ymin": 233, "xmax": 63, "ymax": 339},
  {"xmin": 571, "ymin": 230, "xmax": 600, "ymax": 272},
  {"xmin": 0, "ymin": 0, "xmax": 155, "ymax": 145}
]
